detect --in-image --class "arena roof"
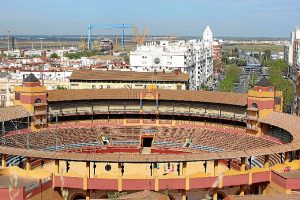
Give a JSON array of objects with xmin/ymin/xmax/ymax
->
[
  {"xmin": 259, "ymin": 112, "xmax": 300, "ymax": 142},
  {"xmin": 227, "ymin": 194, "xmax": 300, "ymax": 200},
  {"xmin": 0, "ymin": 106, "xmax": 30, "ymax": 122},
  {"xmin": 47, "ymin": 89, "xmax": 248, "ymax": 106},
  {"xmin": 70, "ymin": 70, "xmax": 189, "ymax": 82}
]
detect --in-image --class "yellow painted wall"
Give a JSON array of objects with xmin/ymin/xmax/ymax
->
[{"xmin": 70, "ymin": 82, "xmax": 186, "ymax": 90}]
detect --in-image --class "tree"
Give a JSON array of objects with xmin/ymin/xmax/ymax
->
[
  {"xmin": 236, "ymin": 58, "xmax": 247, "ymax": 67},
  {"xmin": 108, "ymin": 192, "xmax": 127, "ymax": 199},
  {"xmin": 262, "ymin": 49, "xmax": 272, "ymax": 66},
  {"xmin": 50, "ymin": 53, "xmax": 59, "ymax": 59},
  {"xmin": 123, "ymin": 55, "xmax": 130, "ymax": 63},
  {"xmin": 218, "ymin": 64, "xmax": 241, "ymax": 92},
  {"xmin": 248, "ymin": 74, "xmax": 257, "ymax": 89},
  {"xmin": 268, "ymin": 59, "xmax": 294, "ymax": 111}
]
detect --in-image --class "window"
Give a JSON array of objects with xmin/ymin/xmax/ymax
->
[{"xmin": 15, "ymin": 92, "xmax": 20, "ymax": 100}]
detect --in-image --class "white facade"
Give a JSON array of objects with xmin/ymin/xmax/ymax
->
[
  {"xmin": 16, "ymin": 71, "xmax": 72, "ymax": 81},
  {"xmin": 130, "ymin": 26, "xmax": 214, "ymax": 90},
  {"xmin": 286, "ymin": 27, "xmax": 300, "ymax": 68}
]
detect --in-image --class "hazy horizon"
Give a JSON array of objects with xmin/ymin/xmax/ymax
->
[{"xmin": 1, "ymin": 0, "xmax": 299, "ymax": 37}]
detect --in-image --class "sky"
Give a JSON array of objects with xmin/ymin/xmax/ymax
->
[{"xmin": 0, "ymin": 0, "xmax": 299, "ymax": 37}]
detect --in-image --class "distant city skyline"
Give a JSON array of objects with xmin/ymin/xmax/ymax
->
[{"xmin": 1, "ymin": 0, "xmax": 300, "ymax": 37}]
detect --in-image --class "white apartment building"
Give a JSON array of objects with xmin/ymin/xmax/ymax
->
[
  {"xmin": 286, "ymin": 26, "xmax": 300, "ymax": 68},
  {"xmin": 130, "ymin": 26, "xmax": 214, "ymax": 90}
]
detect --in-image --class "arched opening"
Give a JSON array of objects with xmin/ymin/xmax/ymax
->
[
  {"xmin": 210, "ymin": 191, "xmax": 226, "ymax": 200},
  {"xmin": 251, "ymin": 103, "xmax": 258, "ymax": 109},
  {"xmin": 168, "ymin": 194, "xmax": 175, "ymax": 200},
  {"xmin": 34, "ymin": 98, "xmax": 42, "ymax": 104},
  {"xmin": 72, "ymin": 193, "xmax": 86, "ymax": 200}
]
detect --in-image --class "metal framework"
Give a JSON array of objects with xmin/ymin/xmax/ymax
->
[{"xmin": 87, "ymin": 24, "xmax": 133, "ymax": 50}]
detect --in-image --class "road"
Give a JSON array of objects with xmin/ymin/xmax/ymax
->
[{"xmin": 234, "ymin": 56, "xmax": 263, "ymax": 93}]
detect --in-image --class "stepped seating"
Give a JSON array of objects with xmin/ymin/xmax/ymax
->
[
  {"xmin": 2, "ymin": 125, "xmax": 281, "ymax": 155},
  {"xmin": 254, "ymin": 154, "xmax": 283, "ymax": 167}
]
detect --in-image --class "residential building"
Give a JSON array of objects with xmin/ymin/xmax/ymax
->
[
  {"xmin": 69, "ymin": 70, "xmax": 189, "ymax": 90},
  {"xmin": 130, "ymin": 26, "xmax": 214, "ymax": 90}
]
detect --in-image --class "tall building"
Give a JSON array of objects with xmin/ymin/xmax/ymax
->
[
  {"xmin": 285, "ymin": 26, "xmax": 300, "ymax": 68},
  {"xmin": 286, "ymin": 27, "xmax": 300, "ymax": 115},
  {"xmin": 130, "ymin": 26, "xmax": 214, "ymax": 90}
]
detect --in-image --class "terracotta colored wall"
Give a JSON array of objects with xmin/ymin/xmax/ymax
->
[
  {"xmin": 88, "ymin": 178, "xmax": 118, "ymax": 190},
  {"xmin": 252, "ymin": 171, "xmax": 270, "ymax": 184},
  {"xmin": 271, "ymin": 172, "xmax": 286, "ymax": 189},
  {"xmin": 247, "ymin": 99, "xmax": 274, "ymax": 110},
  {"xmin": 159, "ymin": 178, "xmax": 185, "ymax": 190},
  {"xmin": 223, "ymin": 174, "xmax": 248, "ymax": 187},
  {"xmin": 0, "ymin": 188, "xmax": 24, "ymax": 200},
  {"xmin": 122, "ymin": 179, "xmax": 155, "ymax": 190},
  {"xmin": 20, "ymin": 94, "xmax": 47, "ymax": 104},
  {"xmin": 54, "ymin": 176, "xmax": 83, "ymax": 189},
  {"xmin": 23, "ymin": 82, "xmax": 41, "ymax": 87},
  {"xmin": 189, "ymin": 177, "xmax": 217, "ymax": 189},
  {"xmin": 286, "ymin": 178, "xmax": 300, "ymax": 189}
]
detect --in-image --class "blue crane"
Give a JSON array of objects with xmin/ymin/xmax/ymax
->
[{"xmin": 87, "ymin": 24, "xmax": 133, "ymax": 50}]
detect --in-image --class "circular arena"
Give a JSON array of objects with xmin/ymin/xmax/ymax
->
[{"xmin": 1, "ymin": 78, "xmax": 300, "ymax": 200}]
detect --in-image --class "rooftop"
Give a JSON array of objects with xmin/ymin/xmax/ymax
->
[
  {"xmin": 0, "ymin": 106, "xmax": 30, "ymax": 122},
  {"xmin": 259, "ymin": 112, "xmax": 300, "ymax": 142},
  {"xmin": 227, "ymin": 194, "xmax": 300, "ymax": 200},
  {"xmin": 47, "ymin": 89, "xmax": 248, "ymax": 106},
  {"xmin": 255, "ymin": 76, "xmax": 272, "ymax": 87},
  {"xmin": 23, "ymin": 73, "xmax": 40, "ymax": 83},
  {"xmin": 70, "ymin": 70, "xmax": 189, "ymax": 82}
]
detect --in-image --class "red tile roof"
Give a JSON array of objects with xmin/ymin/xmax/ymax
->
[
  {"xmin": 47, "ymin": 89, "xmax": 248, "ymax": 106},
  {"xmin": 0, "ymin": 106, "xmax": 30, "ymax": 122},
  {"xmin": 70, "ymin": 70, "xmax": 189, "ymax": 82}
]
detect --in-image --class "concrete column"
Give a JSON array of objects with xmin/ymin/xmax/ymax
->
[
  {"xmin": 240, "ymin": 185, "xmax": 245, "ymax": 195},
  {"xmin": 153, "ymin": 163, "xmax": 158, "ymax": 177},
  {"xmin": 182, "ymin": 161, "xmax": 187, "ymax": 176},
  {"xmin": 154, "ymin": 163, "xmax": 158, "ymax": 191},
  {"xmin": 212, "ymin": 187, "xmax": 218, "ymax": 200},
  {"xmin": 118, "ymin": 163, "xmax": 122, "ymax": 191},
  {"xmin": 214, "ymin": 160, "xmax": 219, "ymax": 176},
  {"xmin": 181, "ymin": 189, "xmax": 186, "ymax": 200},
  {"xmin": 264, "ymin": 155, "xmax": 270, "ymax": 168},
  {"xmin": 240, "ymin": 157, "xmax": 246, "ymax": 171},
  {"xmin": 55, "ymin": 160, "xmax": 59, "ymax": 174},
  {"xmin": 26, "ymin": 157, "xmax": 31, "ymax": 171},
  {"xmin": 86, "ymin": 162, "xmax": 90, "ymax": 178},
  {"xmin": 1, "ymin": 154, "xmax": 6, "ymax": 167},
  {"xmin": 284, "ymin": 152, "xmax": 290, "ymax": 164},
  {"xmin": 86, "ymin": 189, "xmax": 90, "ymax": 200}
]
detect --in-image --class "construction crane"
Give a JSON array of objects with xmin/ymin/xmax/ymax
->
[
  {"xmin": 132, "ymin": 26, "xmax": 148, "ymax": 45},
  {"xmin": 87, "ymin": 24, "xmax": 133, "ymax": 50}
]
